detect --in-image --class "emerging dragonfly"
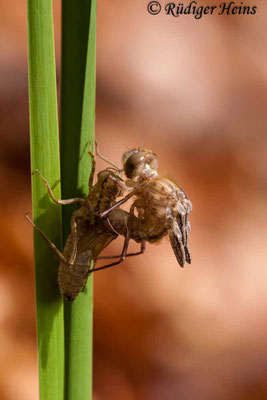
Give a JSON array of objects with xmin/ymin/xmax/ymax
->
[
  {"xmin": 96, "ymin": 148, "xmax": 192, "ymax": 267},
  {"xmin": 26, "ymin": 150, "xmax": 145, "ymax": 301}
]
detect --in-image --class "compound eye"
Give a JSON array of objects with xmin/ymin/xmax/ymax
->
[
  {"xmin": 122, "ymin": 149, "xmax": 138, "ymax": 164},
  {"xmin": 124, "ymin": 151, "xmax": 145, "ymax": 178}
]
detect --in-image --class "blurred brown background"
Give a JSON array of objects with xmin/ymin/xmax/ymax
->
[{"xmin": 1, "ymin": 1, "xmax": 267, "ymax": 399}]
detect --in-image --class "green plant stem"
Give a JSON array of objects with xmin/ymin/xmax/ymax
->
[
  {"xmin": 60, "ymin": 1, "xmax": 97, "ymax": 400},
  {"xmin": 27, "ymin": 1, "xmax": 64, "ymax": 400}
]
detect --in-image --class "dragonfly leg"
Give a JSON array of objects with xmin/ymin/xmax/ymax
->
[
  {"xmin": 26, "ymin": 212, "xmax": 143, "ymax": 274},
  {"xmin": 88, "ymin": 150, "xmax": 96, "ymax": 190},
  {"xmin": 25, "ymin": 213, "xmax": 68, "ymax": 264},
  {"xmin": 68, "ymin": 212, "xmax": 81, "ymax": 265},
  {"xmin": 97, "ymin": 240, "xmax": 146, "ymax": 260},
  {"xmin": 108, "ymin": 175, "xmax": 135, "ymax": 191},
  {"xmin": 33, "ymin": 169, "xmax": 87, "ymax": 205},
  {"xmin": 95, "ymin": 192, "xmax": 135, "ymax": 218},
  {"xmin": 80, "ymin": 241, "xmax": 146, "ymax": 287},
  {"xmin": 95, "ymin": 141, "xmax": 120, "ymax": 170},
  {"xmin": 88, "ymin": 231, "xmax": 130, "ymax": 273},
  {"xmin": 89, "ymin": 202, "xmax": 137, "ymax": 272}
]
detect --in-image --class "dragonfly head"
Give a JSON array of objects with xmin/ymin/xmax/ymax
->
[{"xmin": 122, "ymin": 149, "xmax": 158, "ymax": 181}]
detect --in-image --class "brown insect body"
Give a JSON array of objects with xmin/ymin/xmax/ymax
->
[
  {"xmin": 122, "ymin": 149, "xmax": 192, "ymax": 267},
  {"xmin": 27, "ymin": 146, "xmax": 192, "ymax": 302},
  {"xmin": 58, "ymin": 211, "xmax": 117, "ymax": 301},
  {"xmin": 58, "ymin": 169, "xmax": 125, "ymax": 301},
  {"xmin": 27, "ymin": 162, "xmax": 148, "ymax": 302}
]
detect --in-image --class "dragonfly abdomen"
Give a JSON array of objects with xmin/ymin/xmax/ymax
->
[{"xmin": 58, "ymin": 248, "xmax": 92, "ymax": 301}]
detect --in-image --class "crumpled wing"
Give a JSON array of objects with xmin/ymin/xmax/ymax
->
[
  {"xmin": 169, "ymin": 228, "xmax": 185, "ymax": 267},
  {"xmin": 169, "ymin": 214, "xmax": 192, "ymax": 268},
  {"xmin": 182, "ymin": 214, "xmax": 192, "ymax": 264}
]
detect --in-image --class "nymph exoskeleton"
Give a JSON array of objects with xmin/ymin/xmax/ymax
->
[
  {"xmin": 96, "ymin": 149, "xmax": 192, "ymax": 268},
  {"xmin": 27, "ymin": 150, "xmax": 145, "ymax": 301}
]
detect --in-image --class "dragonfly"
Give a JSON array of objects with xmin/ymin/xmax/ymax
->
[{"xmin": 95, "ymin": 148, "xmax": 192, "ymax": 268}]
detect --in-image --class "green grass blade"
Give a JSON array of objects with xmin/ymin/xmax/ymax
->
[
  {"xmin": 60, "ymin": 1, "xmax": 97, "ymax": 399},
  {"xmin": 27, "ymin": 1, "xmax": 64, "ymax": 400},
  {"xmin": 61, "ymin": 0, "xmax": 94, "ymax": 226}
]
